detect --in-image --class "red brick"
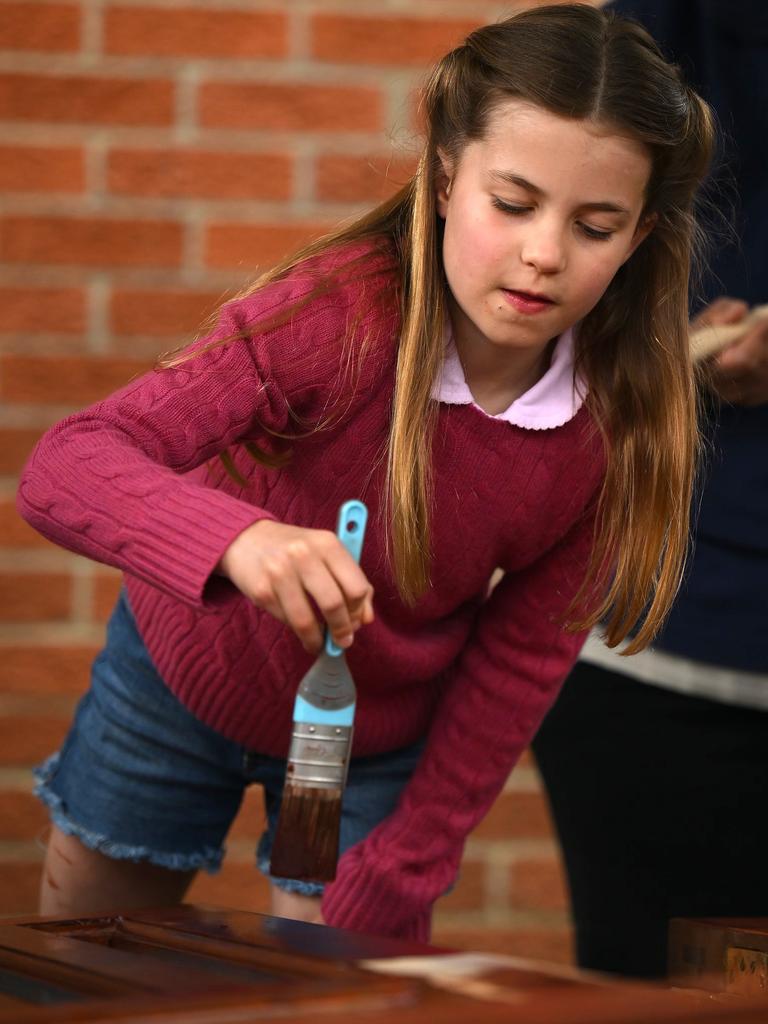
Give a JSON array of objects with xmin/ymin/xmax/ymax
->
[
  {"xmin": 315, "ymin": 153, "xmax": 417, "ymax": 203},
  {"xmin": 0, "ymin": 500, "xmax": 52, "ymax": 549},
  {"xmin": 0, "ymin": 714, "xmax": 72, "ymax": 764},
  {"xmin": 430, "ymin": 925, "xmax": 574, "ymax": 965},
  {"xmin": 471, "ymin": 791, "xmax": 555, "ymax": 841},
  {"xmin": 0, "ymin": 428, "xmax": 44, "ymax": 475},
  {"xmin": 0, "ymin": 144, "xmax": 84, "ymax": 193},
  {"xmin": 0, "ymin": 644, "xmax": 98, "ymax": 695},
  {"xmin": 0, "ymin": 286, "xmax": 86, "ymax": 334},
  {"xmin": 187, "ymin": 860, "xmax": 271, "ymax": 913},
  {"xmin": 437, "ymin": 859, "xmax": 486, "ymax": 913},
  {"xmin": 105, "ymin": 7, "xmax": 287, "ymax": 58},
  {"xmin": 0, "ymin": 72, "xmax": 174, "ymax": 126},
  {"xmin": 107, "ymin": 148, "xmax": 293, "ymax": 200},
  {"xmin": 0, "ymin": 791, "xmax": 49, "ymax": 840},
  {"xmin": 0, "ymin": 353, "xmax": 151, "ymax": 405},
  {"xmin": 205, "ymin": 222, "xmax": 330, "ymax": 270},
  {"xmin": 0, "ymin": 572, "xmax": 72, "ymax": 622},
  {"xmin": 199, "ymin": 82, "xmax": 382, "ymax": 134},
  {"xmin": 0, "ymin": 2, "xmax": 80, "ymax": 52},
  {"xmin": 510, "ymin": 856, "xmax": 569, "ymax": 912},
  {"xmin": 228, "ymin": 786, "xmax": 267, "ymax": 841},
  {"xmin": 0, "ymin": 862, "xmax": 42, "ymax": 915},
  {"xmin": 92, "ymin": 573, "xmax": 123, "ymax": 623},
  {"xmin": 0, "ymin": 216, "xmax": 183, "ymax": 268},
  {"xmin": 311, "ymin": 14, "xmax": 479, "ymax": 66},
  {"xmin": 110, "ymin": 288, "xmax": 225, "ymax": 338}
]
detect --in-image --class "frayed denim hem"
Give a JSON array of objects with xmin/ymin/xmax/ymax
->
[
  {"xmin": 33, "ymin": 753, "xmax": 224, "ymax": 874},
  {"xmin": 256, "ymin": 853, "xmax": 324, "ymax": 898}
]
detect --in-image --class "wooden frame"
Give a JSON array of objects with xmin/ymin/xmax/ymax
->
[
  {"xmin": 0, "ymin": 904, "xmax": 418, "ymax": 1022},
  {"xmin": 4, "ymin": 905, "xmax": 768, "ymax": 1022}
]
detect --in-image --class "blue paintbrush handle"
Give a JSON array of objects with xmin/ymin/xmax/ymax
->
[{"xmin": 325, "ymin": 500, "xmax": 368, "ymax": 657}]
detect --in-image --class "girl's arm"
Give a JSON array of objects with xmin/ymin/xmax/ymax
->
[
  {"xmin": 321, "ymin": 500, "xmax": 600, "ymax": 940},
  {"xmin": 16, "ymin": 284, "xmax": 377, "ymax": 647}
]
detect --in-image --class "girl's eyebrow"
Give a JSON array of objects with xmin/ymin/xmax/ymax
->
[{"xmin": 488, "ymin": 169, "xmax": 631, "ymax": 216}]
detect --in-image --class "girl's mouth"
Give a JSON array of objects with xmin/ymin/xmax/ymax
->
[{"xmin": 501, "ymin": 289, "xmax": 556, "ymax": 314}]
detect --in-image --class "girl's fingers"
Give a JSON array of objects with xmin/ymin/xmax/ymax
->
[
  {"xmin": 271, "ymin": 569, "xmax": 325, "ymax": 653},
  {"xmin": 222, "ymin": 521, "xmax": 374, "ymax": 650},
  {"xmin": 273, "ymin": 559, "xmax": 364, "ymax": 653},
  {"xmin": 299, "ymin": 557, "xmax": 367, "ymax": 649},
  {"xmin": 692, "ymin": 297, "xmax": 749, "ymax": 330},
  {"xmin": 321, "ymin": 542, "xmax": 375, "ymax": 623},
  {"xmin": 285, "ymin": 532, "xmax": 374, "ymax": 646}
]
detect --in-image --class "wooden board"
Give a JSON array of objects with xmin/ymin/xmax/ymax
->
[{"xmin": 2, "ymin": 905, "xmax": 768, "ymax": 1022}]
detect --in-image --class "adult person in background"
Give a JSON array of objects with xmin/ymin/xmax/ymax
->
[{"xmin": 533, "ymin": 0, "xmax": 768, "ymax": 979}]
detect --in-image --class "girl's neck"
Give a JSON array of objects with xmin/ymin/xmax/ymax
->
[{"xmin": 448, "ymin": 300, "xmax": 557, "ymax": 416}]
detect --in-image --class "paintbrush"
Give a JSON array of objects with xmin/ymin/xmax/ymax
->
[{"xmin": 270, "ymin": 499, "xmax": 368, "ymax": 883}]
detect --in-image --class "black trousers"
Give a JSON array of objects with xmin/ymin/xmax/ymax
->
[{"xmin": 532, "ymin": 660, "xmax": 768, "ymax": 978}]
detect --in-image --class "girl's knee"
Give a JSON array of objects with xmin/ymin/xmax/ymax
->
[{"xmin": 40, "ymin": 824, "xmax": 195, "ymax": 917}]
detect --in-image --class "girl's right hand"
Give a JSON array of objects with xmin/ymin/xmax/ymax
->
[{"xmin": 216, "ymin": 520, "xmax": 374, "ymax": 654}]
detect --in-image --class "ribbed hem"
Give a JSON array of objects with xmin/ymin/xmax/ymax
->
[
  {"xmin": 126, "ymin": 485, "xmax": 276, "ymax": 605},
  {"xmin": 321, "ymin": 844, "xmax": 435, "ymax": 941},
  {"xmin": 322, "ymin": 881, "xmax": 432, "ymax": 941}
]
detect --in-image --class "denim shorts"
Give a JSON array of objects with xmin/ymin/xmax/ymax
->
[{"xmin": 34, "ymin": 590, "xmax": 424, "ymax": 897}]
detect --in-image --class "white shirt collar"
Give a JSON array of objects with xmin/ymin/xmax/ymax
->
[{"xmin": 431, "ymin": 322, "xmax": 587, "ymax": 430}]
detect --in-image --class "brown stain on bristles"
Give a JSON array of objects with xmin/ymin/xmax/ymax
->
[{"xmin": 270, "ymin": 785, "xmax": 344, "ymax": 883}]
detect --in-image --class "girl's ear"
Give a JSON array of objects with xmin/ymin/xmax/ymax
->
[
  {"xmin": 435, "ymin": 147, "xmax": 454, "ymax": 218},
  {"xmin": 622, "ymin": 212, "xmax": 658, "ymax": 264}
]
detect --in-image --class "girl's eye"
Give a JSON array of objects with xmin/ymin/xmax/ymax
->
[
  {"xmin": 492, "ymin": 197, "xmax": 615, "ymax": 241},
  {"xmin": 491, "ymin": 197, "xmax": 530, "ymax": 216},
  {"xmin": 579, "ymin": 223, "xmax": 614, "ymax": 241}
]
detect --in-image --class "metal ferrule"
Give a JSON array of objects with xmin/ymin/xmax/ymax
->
[{"xmin": 286, "ymin": 722, "xmax": 353, "ymax": 790}]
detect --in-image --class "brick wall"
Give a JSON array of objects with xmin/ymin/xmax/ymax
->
[{"xmin": 0, "ymin": 0, "xmax": 575, "ymax": 961}]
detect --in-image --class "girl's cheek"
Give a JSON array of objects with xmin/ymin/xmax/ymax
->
[{"xmin": 591, "ymin": 257, "xmax": 627, "ymax": 296}]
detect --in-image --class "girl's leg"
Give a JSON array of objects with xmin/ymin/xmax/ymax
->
[
  {"xmin": 35, "ymin": 594, "xmax": 250, "ymax": 920},
  {"xmin": 268, "ymin": 885, "xmax": 323, "ymax": 924},
  {"xmin": 40, "ymin": 825, "xmax": 196, "ymax": 917}
]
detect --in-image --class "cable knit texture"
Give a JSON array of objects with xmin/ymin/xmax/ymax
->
[{"xmin": 17, "ymin": 237, "xmax": 606, "ymax": 941}]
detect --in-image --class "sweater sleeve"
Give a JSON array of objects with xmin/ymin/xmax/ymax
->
[
  {"xmin": 16, "ymin": 285, "xmax": 364, "ymax": 607},
  {"xmin": 321, "ymin": 499, "xmax": 601, "ymax": 940}
]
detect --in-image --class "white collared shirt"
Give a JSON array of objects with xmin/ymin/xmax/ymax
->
[{"xmin": 431, "ymin": 323, "xmax": 587, "ymax": 430}]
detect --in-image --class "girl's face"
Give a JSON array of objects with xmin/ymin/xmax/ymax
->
[{"xmin": 436, "ymin": 99, "xmax": 654, "ymax": 373}]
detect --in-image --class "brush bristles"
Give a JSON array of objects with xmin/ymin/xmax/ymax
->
[{"xmin": 270, "ymin": 784, "xmax": 343, "ymax": 883}]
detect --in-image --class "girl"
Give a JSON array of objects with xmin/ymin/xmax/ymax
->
[{"xmin": 17, "ymin": 4, "xmax": 714, "ymax": 942}]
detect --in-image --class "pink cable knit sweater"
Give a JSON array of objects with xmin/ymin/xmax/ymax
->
[{"xmin": 17, "ymin": 239, "xmax": 605, "ymax": 941}]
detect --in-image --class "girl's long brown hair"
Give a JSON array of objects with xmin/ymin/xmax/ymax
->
[{"xmin": 168, "ymin": 4, "xmax": 715, "ymax": 652}]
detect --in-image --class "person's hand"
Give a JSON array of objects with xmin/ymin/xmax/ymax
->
[
  {"xmin": 693, "ymin": 297, "xmax": 768, "ymax": 406},
  {"xmin": 217, "ymin": 519, "xmax": 374, "ymax": 654}
]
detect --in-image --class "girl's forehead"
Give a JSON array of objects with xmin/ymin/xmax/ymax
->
[
  {"xmin": 471, "ymin": 98, "xmax": 652, "ymax": 197},
  {"xmin": 484, "ymin": 97, "xmax": 642, "ymax": 153}
]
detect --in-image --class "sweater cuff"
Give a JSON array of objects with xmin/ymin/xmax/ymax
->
[
  {"xmin": 127, "ymin": 484, "xmax": 276, "ymax": 607},
  {"xmin": 320, "ymin": 843, "xmax": 434, "ymax": 942}
]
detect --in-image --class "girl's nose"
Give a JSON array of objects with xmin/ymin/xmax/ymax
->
[{"xmin": 520, "ymin": 226, "xmax": 566, "ymax": 274}]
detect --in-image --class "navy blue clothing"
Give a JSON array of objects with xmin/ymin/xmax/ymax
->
[
  {"xmin": 534, "ymin": 661, "xmax": 768, "ymax": 977},
  {"xmin": 533, "ymin": 5, "xmax": 768, "ymax": 980},
  {"xmin": 614, "ymin": 0, "xmax": 768, "ymax": 670}
]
